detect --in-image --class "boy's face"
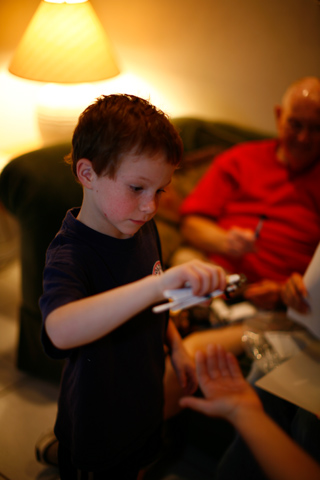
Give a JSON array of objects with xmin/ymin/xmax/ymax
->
[{"xmin": 88, "ymin": 151, "xmax": 176, "ymax": 239}]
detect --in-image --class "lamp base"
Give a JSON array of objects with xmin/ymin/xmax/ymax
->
[{"xmin": 36, "ymin": 83, "xmax": 98, "ymax": 145}]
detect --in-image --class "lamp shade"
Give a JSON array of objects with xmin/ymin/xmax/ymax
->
[{"xmin": 9, "ymin": 0, "xmax": 120, "ymax": 83}]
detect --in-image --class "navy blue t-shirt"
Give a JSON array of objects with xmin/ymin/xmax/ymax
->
[{"xmin": 40, "ymin": 208, "xmax": 168, "ymax": 471}]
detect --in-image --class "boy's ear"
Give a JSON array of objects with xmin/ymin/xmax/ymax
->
[{"xmin": 77, "ymin": 158, "xmax": 95, "ymax": 188}]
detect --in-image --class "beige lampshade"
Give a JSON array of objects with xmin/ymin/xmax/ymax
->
[{"xmin": 9, "ymin": 0, "xmax": 120, "ymax": 83}]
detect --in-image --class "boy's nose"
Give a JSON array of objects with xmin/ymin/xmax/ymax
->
[{"xmin": 140, "ymin": 197, "xmax": 157, "ymax": 214}]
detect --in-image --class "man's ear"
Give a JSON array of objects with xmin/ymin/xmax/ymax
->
[
  {"xmin": 274, "ymin": 105, "xmax": 282, "ymax": 122},
  {"xmin": 77, "ymin": 158, "xmax": 95, "ymax": 188}
]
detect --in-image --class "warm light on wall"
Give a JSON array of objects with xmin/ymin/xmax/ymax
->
[{"xmin": 8, "ymin": 0, "xmax": 120, "ymax": 144}]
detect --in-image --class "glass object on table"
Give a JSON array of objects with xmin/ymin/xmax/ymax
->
[{"xmin": 242, "ymin": 311, "xmax": 312, "ymax": 375}]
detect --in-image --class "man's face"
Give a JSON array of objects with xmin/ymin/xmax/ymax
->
[{"xmin": 275, "ymin": 97, "xmax": 320, "ymax": 173}]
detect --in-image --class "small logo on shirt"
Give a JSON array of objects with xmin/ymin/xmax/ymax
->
[{"xmin": 152, "ymin": 260, "xmax": 163, "ymax": 276}]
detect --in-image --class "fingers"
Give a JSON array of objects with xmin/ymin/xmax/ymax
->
[
  {"xmin": 206, "ymin": 344, "xmax": 220, "ymax": 379},
  {"xmin": 206, "ymin": 344, "xmax": 229, "ymax": 379},
  {"xmin": 184, "ymin": 368, "xmax": 198, "ymax": 395},
  {"xmin": 194, "ymin": 349, "xmax": 209, "ymax": 385},
  {"xmin": 291, "ymin": 273, "xmax": 307, "ymax": 297},
  {"xmin": 179, "ymin": 395, "xmax": 214, "ymax": 416},
  {"xmin": 228, "ymin": 227, "xmax": 256, "ymax": 256},
  {"xmin": 198, "ymin": 344, "xmax": 230, "ymax": 382},
  {"xmin": 284, "ymin": 273, "xmax": 306, "ymax": 299},
  {"xmin": 185, "ymin": 260, "xmax": 226, "ymax": 297},
  {"xmin": 180, "ymin": 344, "xmax": 246, "ymax": 418},
  {"xmin": 177, "ymin": 364, "xmax": 198, "ymax": 395},
  {"xmin": 282, "ymin": 273, "xmax": 309, "ymax": 313},
  {"xmin": 163, "ymin": 259, "xmax": 226, "ymax": 298},
  {"xmin": 204, "ymin": 344, "xmax": 243, "ymax": 381},
  {"xmin": 243, "ymin": 281, "xmax": 282, "ymax": 310},
  {"xmin": 225, "ymin": 351, "xmax": 243, "ymax": 380}
]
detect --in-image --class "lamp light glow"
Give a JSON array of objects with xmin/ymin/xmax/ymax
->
[
  {"xmin": 8, "ymin": 0, "xmax": 120, "ymax": 144},
  {"xmin": 9, "ymin": 0, "xmax": 119, "ymax": 83}
]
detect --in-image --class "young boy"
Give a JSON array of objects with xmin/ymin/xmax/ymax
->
[{"xmin": 40, "ymin": 94, "xmax": 226, "ymax": 479}]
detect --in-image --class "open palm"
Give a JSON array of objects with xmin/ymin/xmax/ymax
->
[{"xmin": 180, "ymin": 344, "xmax": 262, "ymax": 422}]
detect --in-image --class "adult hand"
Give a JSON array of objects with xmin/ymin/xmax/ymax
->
[
  {"xmin": 179, "ymin": 344, "xmax": 262, "ymax": 423},
  {"xmin": 244, "ymin": 280, "xmax": 282, "ymax": 310},
  {"xmin": 281, "ymin": 273, "xmax": 309, "ymax": 314},
  {"xmin": 226, "ymin": 227, "xmax": 256, "ymax": 257}
]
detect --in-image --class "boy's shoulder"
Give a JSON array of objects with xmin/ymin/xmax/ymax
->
[
  {"xmin": 46, "ymin": 212, "xmax": 160, "ymax": 265},
  {"xmin": 47, "ymin": 208, "xmax": 82, "ymax": 248}
]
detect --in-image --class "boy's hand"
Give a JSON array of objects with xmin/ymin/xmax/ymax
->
[
  {"xmin": 170, "ymin": 341, "xmax": 198, "ymax": 395},
  {"xmin": 160, "ymin": 260, "xmax": 226, "ymax": 299},
  {"xmin": 179, "ymin": 344, "xmax": 262, "ymax": 424}
]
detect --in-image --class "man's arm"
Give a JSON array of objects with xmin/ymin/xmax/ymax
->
[{"xmin": 181, "ymin": 215, "xmax": 256, "ymax": 258}]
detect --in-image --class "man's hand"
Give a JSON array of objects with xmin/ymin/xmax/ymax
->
[
  {"xmin": 226, "ymin": 227, "xmax": 256, "ymax": 257},
  {"xmin": 244, "ymin": 280, "xmax": 282, "ymax": 309},
  {"xmin": 281, "ymin": 273, "xmax": 309, "ymax": 313}
]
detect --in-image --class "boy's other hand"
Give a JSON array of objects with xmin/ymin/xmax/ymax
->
[{"xmin": 170, "ymin": 341, "xmax": 198, "ymax": 395}]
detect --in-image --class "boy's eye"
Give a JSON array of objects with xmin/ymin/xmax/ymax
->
[
  {"xmin": 130, "ymin": 185, "xmax": 143, "ymax": 192},
  {"xmin": 129, "ymin": 186, "xmax": 166, "ymax": 194}
]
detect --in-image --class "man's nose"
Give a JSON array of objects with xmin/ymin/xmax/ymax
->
[{"xmin": 297, "ymin": 126, "xmax": 311, "ymax": 142}]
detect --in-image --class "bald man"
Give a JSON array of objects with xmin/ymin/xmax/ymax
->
[{"xmin": 179, "ymin": 77, "xmax": 320, "ymax": 309}]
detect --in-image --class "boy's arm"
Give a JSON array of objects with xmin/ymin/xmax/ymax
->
[
  {"xmin": 45, "ymin": 259, "xmax": 226, "ymax": 351},
  {"xmin": 165, "ymin": 318, "xmax": 197, "ymax": 395},
  {"xmin": 46, "ymin": 273, "xmax": 162, "ymax": 350}
]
